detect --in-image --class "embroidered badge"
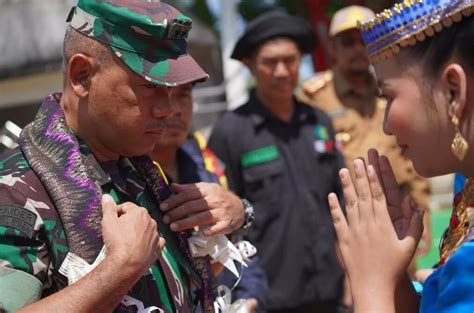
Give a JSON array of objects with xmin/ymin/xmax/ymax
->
[
  {"xmin": 240, "ymin": 145, "xmax": 279, "ymax": 168},
  {"xmin": 314, "ymin": 140, "xmax": 336, "ymax": 153},
  {"xmin": 314, "ymin": 140, "xmax": 327, "ymax": 153},
  {"xmin": 315, "ymin": 125, "xmax": 330, "ymax": 140},
  {"xmin": 0, "ymin": 205, "xmax": 37, "ymax": 238},
  {"xmin": 314, "ymin": 125, "xmax": 335, "ymax": 153}
]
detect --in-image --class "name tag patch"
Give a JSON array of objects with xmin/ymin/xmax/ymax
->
[
  {"xmin": 241, "ymin": 145, "xmax": 279, "ymax": 168},
  {"xmin": 0, "ymin": 205, "xmax": 37, "ymax": 238}
]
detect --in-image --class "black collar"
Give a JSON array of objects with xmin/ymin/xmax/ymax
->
[{"xmin": 246, "ymin": 90, "xmax": 317, "ymax": 128}]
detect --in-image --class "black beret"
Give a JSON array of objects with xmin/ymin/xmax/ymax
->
[{"xmin": 231, "ymin": 10, "xmax": 316, "ymax": 61}]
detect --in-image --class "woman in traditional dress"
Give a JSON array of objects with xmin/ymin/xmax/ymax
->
[{"xmin": 327, "ymin": 1, "xmax": 474, "ymax": 312}]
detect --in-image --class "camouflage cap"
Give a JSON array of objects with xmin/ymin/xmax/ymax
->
[{"xmin": 67, "ymin": 0, "xmax": 208, "ymax": 86}]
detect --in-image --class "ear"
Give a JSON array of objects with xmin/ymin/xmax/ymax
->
[
  {"xmin": 442, "ymin": 63, "xmax": 467, "ymax": 120},
  {"xmin": 67, "ymin": 54, "xmax": 95, "ymax": 98}
]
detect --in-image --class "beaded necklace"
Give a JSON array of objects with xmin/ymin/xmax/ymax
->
[{"xmin": 439, "ymin": 177, "xmax": 474, "ymax": 265}]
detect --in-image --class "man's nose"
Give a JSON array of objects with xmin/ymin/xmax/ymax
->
[
  {"xmin": 274, "ymin": 61, "xmax": 290, "ymax": 77},
  {"xmin": 169, "ymin": 94, "xmax": 184, "ymax": 117},
  {"xmin": 152, "ymin": 86, "xmax": 174, "ymax": 119},
  {"xmin": 354, "ymin": 41, "xmax": 366, "ymax": 54},
  {"xmin": 352, "ymin": 35, "xmax": 367, "ymax": 54}
]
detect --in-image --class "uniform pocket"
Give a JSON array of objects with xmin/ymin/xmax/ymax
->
[
  {"xmin": 242, "ymin": 159, "xmax": 284, "ymax": 226},
  {"xmin": 242, "ymin": 158, "xmax": 283, "ymax": 182}
]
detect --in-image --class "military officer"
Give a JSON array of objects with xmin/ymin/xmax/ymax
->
[{"xmin": 0, "ymin": 1, "xmax": 245, "ymax": 312}]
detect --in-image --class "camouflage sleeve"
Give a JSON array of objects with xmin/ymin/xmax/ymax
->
[{"xmin": 0, "ymin": 182, "xmax": 51, "ymax": 312}]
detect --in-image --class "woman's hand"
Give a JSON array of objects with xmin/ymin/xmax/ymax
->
[
  {"xmin": 368, "ymin": 149, "xmax": 417, "ymax": 240},
  {"xmin": 328, "ymin": 157, "xmax": 424, "ymax": 313}
]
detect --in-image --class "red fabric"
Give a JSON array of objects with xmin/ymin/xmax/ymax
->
[{"xmin": 306, "ymin": 0, "xmax": 331, "ymax": 71}]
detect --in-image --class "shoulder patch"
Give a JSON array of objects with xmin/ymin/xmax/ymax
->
[
  {"xmin": 315, "ymin": 125, "xmax": 330, "ymax": 140},
  {"xmin": 0, "ymin": 205, "xmax": 37, "ymax": 238},
  {"xmin": 301, "ymin": 70, "xmax": 333, "ymax": 96}
]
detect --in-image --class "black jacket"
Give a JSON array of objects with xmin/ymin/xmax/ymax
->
[{"xmin": 209, "ymin": 91, "xmax": 345, "ymax": 310}]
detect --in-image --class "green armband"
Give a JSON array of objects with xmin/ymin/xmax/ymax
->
[{"xmin": 0, "ymin": 266, "xmax": 42, "ymax": 312}]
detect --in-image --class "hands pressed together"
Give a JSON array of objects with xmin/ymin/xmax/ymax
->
[
  {"xmin": 99, "ymin": 150, "xmax": 424, "ymax": 312},
  {"xmin": 99, "ymin": 148, "xmax": 424, "ymax": 312},
  {"xmin": 328, "ymin": 149, "xmax": 425, "ymax": 312}
]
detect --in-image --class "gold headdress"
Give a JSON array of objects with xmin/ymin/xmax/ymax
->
[{"xmin": 359, "ymin": 0, "xmax": 474, "ymax": 63}]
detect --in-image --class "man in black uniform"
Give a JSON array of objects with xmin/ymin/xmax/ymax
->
[{"xmin": 208, "ymin": 11, "xmax": 346, "ymax": 313}]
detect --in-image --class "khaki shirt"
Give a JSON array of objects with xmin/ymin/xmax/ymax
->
[{"xmin": 299, "ymin": 69, "xmax": 431, "ymax": 211}]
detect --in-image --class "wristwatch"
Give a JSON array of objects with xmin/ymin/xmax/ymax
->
[{"xmin": 240, "ymin": 198, "xmax": 255, "ymax": 231}]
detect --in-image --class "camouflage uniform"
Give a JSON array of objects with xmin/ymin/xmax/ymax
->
[
  {"xmin": 0, "ymin": 95, "xmax": 201, "ymax": 312},
  {"xmin": 300, "ymin": 68, "xmax": 431, "ymax": 213},
  {"xmin": 0, "ymin": 0, "xmax": 210, "ymax": 312},
  {"xmin": 0, "ymin": 148, "xmax": 66, "ymax": 307}
]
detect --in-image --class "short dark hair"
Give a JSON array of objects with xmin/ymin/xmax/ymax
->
[{"xmin": 62, "ymin": 26, "xmax": 113, "ymax": 86}]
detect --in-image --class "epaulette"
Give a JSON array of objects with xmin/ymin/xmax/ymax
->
[{"xmin": 301, "ymin": 70, "xmax": 333, "ymax": 96}]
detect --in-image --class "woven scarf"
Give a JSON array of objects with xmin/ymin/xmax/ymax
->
[{"xmin": 18, "ymin": 93, "xmax": 215, "ymax": 312}]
